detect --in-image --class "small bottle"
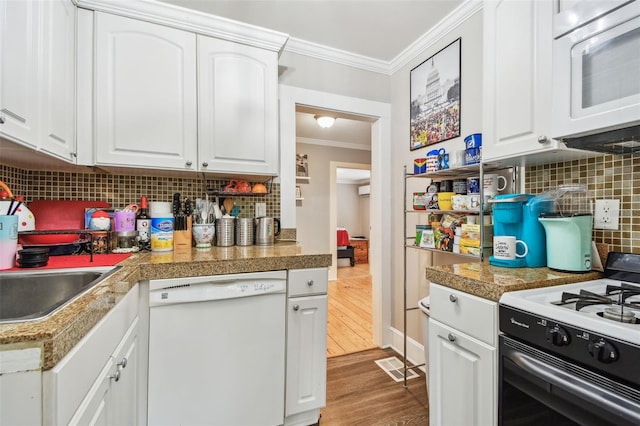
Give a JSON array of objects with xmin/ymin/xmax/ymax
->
[{"xmin": 136, "ymin": 196, "xmax": 151, "ymax": 250}]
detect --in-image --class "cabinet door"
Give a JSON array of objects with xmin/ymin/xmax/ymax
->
[
  {"xmin": 286, "ymin": 295, "xmax": 327, "ymax": 416},
  {"xmin": 68, "ymin": 359, "xmax": 113, "ymax": 426},
  {"xmin": 95, "ymin": 12, "xmax": 197, "ymax": 170},
  {"xmin": 482, "ymin": 0, "xmax": 560, "ymax": 161},
  {"xmin": 0, "ymin": 0, "xmax": 39, "ymax": 147},
  {"xmin": 40, "ymin": 0, "xmax": 76, "ymax": 160},
  {"xmin": 428, "ymin": 319, "xmax": 496, "ymax": 426},
  {"xmin": 109, "ymin": 318, "xmax": 138, "ymax": 426},
  {"xmin": 198, "ymin": 35, "xmax": 279, "ymax": 175}
]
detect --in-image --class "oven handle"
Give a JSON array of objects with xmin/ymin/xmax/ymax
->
[{"xmin": 505, "ymin": 348, "xmax": 640, "ymax": 424}]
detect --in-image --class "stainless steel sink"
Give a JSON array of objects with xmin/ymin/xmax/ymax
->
[{"xmin": 0, "ymin": 266, "xmax": 119, "ymax": 323}]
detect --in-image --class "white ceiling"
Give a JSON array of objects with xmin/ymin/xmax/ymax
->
[{"xmin": 157, "ymin": 0, "xmax": 464, "ymax": 62}]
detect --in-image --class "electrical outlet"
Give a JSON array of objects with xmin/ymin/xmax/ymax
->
[
  {"xmin": 255, "ymin": 202, "xmax": 266, "ymax": 218},
  {"xmin": 594, "ymin": 199, "xmax": 620, "ymax": 230}
]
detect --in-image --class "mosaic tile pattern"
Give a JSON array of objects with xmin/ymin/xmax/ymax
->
[
  {"xmin": 525, "ymin": 154, "xmax": 640, "ymax": 254},
  {"xmin": 0, "ymin": 165, "xmax": 281, "ymax": 219}
]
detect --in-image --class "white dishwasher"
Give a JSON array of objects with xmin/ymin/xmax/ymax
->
[{"xmin": 147, "ymin": 270, "xmax": 287, "ymax": 426}]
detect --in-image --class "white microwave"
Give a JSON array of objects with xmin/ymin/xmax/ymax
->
[{"xmin": 552, "ymin": 0, "xmax": 640, "ymax": 153}]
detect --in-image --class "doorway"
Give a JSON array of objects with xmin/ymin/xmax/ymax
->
[{"xmin": 279, "ymin": 84, "xmax": 392, "ymax": 348}]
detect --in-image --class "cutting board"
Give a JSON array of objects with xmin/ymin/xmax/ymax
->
[{"xmin": 20, "ymin": 200, "xmax": 110, "ymax": 245}]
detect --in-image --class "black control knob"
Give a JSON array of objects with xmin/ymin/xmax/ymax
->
[
  {"xmin": 545, "ymin": 324, "xmax": 570, "ymax": 346},
  {"xmin": 588, "ymin": 339, "xmax": 618, "ymax": 363}
]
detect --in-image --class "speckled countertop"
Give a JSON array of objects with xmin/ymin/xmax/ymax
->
[
  {"xmin": 0, "ymin": 243, "xmax": 331, "ymax": 370},
  {"xmin": 426, "ymin": 261, "xmax": 603, "ymax": 302}
]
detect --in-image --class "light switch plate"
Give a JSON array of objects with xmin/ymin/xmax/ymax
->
[
  {"xmin": 255, "ymin": 202, "xmax": 266, "ymax": 218},
  {"xmin": 593, "ymin": 199, "xmax": 620, "ymax": 230}
]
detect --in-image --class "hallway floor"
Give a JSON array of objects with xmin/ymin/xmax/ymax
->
[{"xmin": 327, "ymin": 263, "xmax": 376, "ymax": 358}]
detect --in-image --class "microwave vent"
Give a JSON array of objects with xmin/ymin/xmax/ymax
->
[{"xmin": 561, "ymin": 125, "xmax": 640, "ymax": 155}]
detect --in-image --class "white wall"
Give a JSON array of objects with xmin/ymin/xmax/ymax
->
[
  {"xmin": 295, "ymin": 142, "xmax": 371, "ymax": 253},
  {"xmin": 337, "ymin": 183, "xmax": 370, "ymax": 238},
  {"xmin": 390, "ymin": 10, "xmax": 485, "ymax": 343}
]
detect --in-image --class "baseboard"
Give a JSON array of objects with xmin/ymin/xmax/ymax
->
[{"xmin": 388, "ymin": 327, "xmax": 427, "ymax": 373}]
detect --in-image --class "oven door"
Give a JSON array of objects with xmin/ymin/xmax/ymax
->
[
  {"xmin": 499, "ymin": 335, "xmax": 640, "ymax": 426},
  {"xmin": 552, "ymin": 1, "xmax": 640, "ymax": 140}
]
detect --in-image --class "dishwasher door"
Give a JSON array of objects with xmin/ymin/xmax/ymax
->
[{"xmin": 147, "ymin": 271, "xmax": 287, "ymax": 426}]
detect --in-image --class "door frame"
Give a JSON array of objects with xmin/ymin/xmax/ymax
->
[{"xmin": 279, "ymin": 85, "xmax": 392, "ymax": 347}]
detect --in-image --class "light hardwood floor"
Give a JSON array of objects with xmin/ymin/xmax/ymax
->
[{"xmin": 327, "ymin": 263, "xmax": 377, "ymax": 358}]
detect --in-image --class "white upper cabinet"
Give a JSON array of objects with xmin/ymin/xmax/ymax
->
[
  {"xmin": 482, "ymin": 0, "xmax": 575, "ymax": 165},
  {"xmin": 0, "ymin": 0, "xmax": 76, "ymax": 161},
  {"xmin": 197, "ymin": 35, "xmax": 279, "ymax": 175},
  {"xmin": 0, "ymin": 0, "xmax": 39, "ymax": 147},
  {"xmin": 94, "ymin": 12, "xmax": 198, "ymax": 170},
  {"xmin": 41, "ymin": 0, "xmax": 76, "ymax": 159}
]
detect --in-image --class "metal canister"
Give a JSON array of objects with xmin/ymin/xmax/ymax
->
[
  {"xmin": 215, "ymin": 217, "xmax": 235, "ymax": 247},
  {"xmin": 235, "ymin": 218, "xmax": 254, "ymax": 246}
]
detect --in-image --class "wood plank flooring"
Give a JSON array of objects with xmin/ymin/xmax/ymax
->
[
  {"xmin": 327, "ymin": 264, "xmax": 377, "ymax": 357},
  {"xmin": 320, "ymin": 347, "xmax": 429, "ymax": 425}
]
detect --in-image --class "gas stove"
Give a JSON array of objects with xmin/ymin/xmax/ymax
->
[{"xmin": 499, "ymin": 252, "xmax": 640, "ymax": 386}]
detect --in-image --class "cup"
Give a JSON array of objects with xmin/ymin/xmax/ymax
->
[
  {"xmin": 483, "ymin": 173, "xmax": 508, "ymax": 196},
  {"xmin": 0, "ymin": 215, "xmax": 19, "ymax": 270},
  {"xmin": 438, "ymin": 192, "xmax": 455, "ymax": 210},
  {"xmin": 452, "ymin": 195, "xmax": 467, "ymax": 211},
  {"xmin": 114, "ymin": 210, "xmax": 136, "ymax": 232},
  {"xmin": 493, "ymin": 236, "xmax": 528, "ymax": 260},
  {"xmin": 440, "ymin": 180, "xmax": 453, "ymax": 192},
  {"xmin": 469, "ymin": 194, "xmax": 481, "ymax": 211},
  {"xmin": 450, "ymin": 150, "xmax": 465, "ymax": 168},
  {"xmin": 453, "ymin": 179, "xmax": 467, "ymax": 194},
  {"xmin": 192, "ymin": 224, "xmax": 215, "ymax": 248},
  {"xmin": 467, "ymin": 177, "xmax": 481, "ymax": 194}
]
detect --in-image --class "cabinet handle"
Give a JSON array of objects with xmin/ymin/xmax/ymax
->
[
  {"xmin": 202, "ymin": 162, "xmax": 208, "ymax": 168},
  {"xmin": 186, "ymin": 160, "xmax": 193, "ymax": 167},
  {"xmin": 449, "ymin": 294, "xmax": 458, "ymax": 303},
  {"xmin": 109, "ymin": 370, "xmax": 121, "ymax": 382},
  {"xmin": 293, "ymin": 304, "xmax": 300, "ymax": 311},
  {"xmin": 307, "ymin": 279, "xmax": 314, "ymax": 286},
  {"xmin": 0, "ymin": 113, "xmax": 5, "ymax": 124},
  {"xmin": 537, "ymin": 135, "xmax": 549, "ymax": 144},
  {"xmin": 448, "ymin": 333, "xmax": 456, "ymax": 342},
  {"xmin": 117, "ymin": 357, "xmax": 127, "ymax": 369}
]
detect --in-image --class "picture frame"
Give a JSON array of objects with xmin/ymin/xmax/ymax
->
[
  {"xmin": 410, "ymin": 38, "xmax": 461, "ymax": 151},
  {"xmin": 296, "ymin": 154, "xmax": 309, "ymax": 177},
  {"xmin": 295, "ymin": 186, "xmax": 302, "ymax": 199}
]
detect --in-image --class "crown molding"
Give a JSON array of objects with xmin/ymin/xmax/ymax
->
[
  {"xmin": 283, "ymin": 0, "xmax": 483, "ymax": 75},
  {"xmin": 76, "ymin": 0, "xmax": 289, "ymax": 54},
  {"xmin": 297, "ymin": 137, "xmax": 371, "ymax": 152}
]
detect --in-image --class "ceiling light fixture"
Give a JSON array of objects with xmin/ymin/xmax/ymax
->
[{"xmin": 314, "ymin": 115, "xmax": 336, "ymax": 128}]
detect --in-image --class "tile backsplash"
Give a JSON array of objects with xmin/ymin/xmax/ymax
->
[
  {"xmin": 1, "ymin": 165, "xmax": 281, "ymax": 219},
  {"xmin": 525, "ymin": 154, "xmax": 639, "ymax": 254}
]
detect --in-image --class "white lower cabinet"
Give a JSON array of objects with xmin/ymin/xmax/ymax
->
[
  {"xmin": 43, "ymin": 285, "xmax": 139, "ymax": 426},
  {"xmin": 428, "ymin": 283, "xmax": 497, "ymax": 426},
  {"xmin": 285, "ymin": 268, "xmax": 328, "ymax": 426}
]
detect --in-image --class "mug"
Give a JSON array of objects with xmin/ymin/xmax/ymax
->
[
  {"xmin": 0, "ymin": 215, "xmax": 18, "ymax": 270},
  {"xmin": 452, "ymin": 179, "xmax": 467, "ymax": 194},
  {"xmin": 466, "ymin": 177, "xmax": 481, "ymax": 194},
  {"xmin": 483, "ymin": 173, "xmax": 507, "ymax": 195},
  {"xmin": 493, "ymin": 236, "xmax": 528, "ymax": 260},
  {"xmin": 450, "ymin": 150, "xmax": 465, "ymax": 168},
  {"xmin": 438, "ymin": 192, "xmax": 455, "ymax": 210},
  {"xmin": 114, "ymin": 210, "xmax": 136, "ymax": 232},
  {"xmin": 452, "ymin": 195, "xmax": 468, "ymax": 211},
  {"xmin": 427, "ymin": 182, "xmax": 440, "ymax": 193},
  {"xmin": 469, "ymin": 194, "xmax": 481, "ymax": 211},
  {"xmin": 440, "ymin": 180, "xmax": 453, "ymax": 192}
]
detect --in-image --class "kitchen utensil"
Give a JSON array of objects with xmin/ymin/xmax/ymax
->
[
  {"xmin": 235, "ymin": 217, "xmax": 254, "ymax": 246},
  {"xmin": 0, "ymin": 215, "xmax": 19, "ymax": 270},
  {"xmin": 466, "ymin": 177, "xmax": 481, "ymax": 194},
  {"xmin": 255, "ymin": 217, "xmax": 280, "ymax": 246},
  {"xmin": 493, "ymin": 236, "xmax": 528, "ymax": 260},
  {"xmin": 192, "ymin": 223, "xmax": 215, "ymax": 248},
  {"xmin": 223, "ymin": 198, "xmax": 234, "ymax": 215},
  {"xmin": 216, "ymin": 216, "xmax": 235, "ymax": 247}
]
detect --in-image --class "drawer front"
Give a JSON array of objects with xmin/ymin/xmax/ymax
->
[
  {"xmin": 288, "ymin": 268, "xmax": 328, "ymax": 297},
  {"xmin": 429, "ymin": 283, "xmax": 497, "ymax": 346}
]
